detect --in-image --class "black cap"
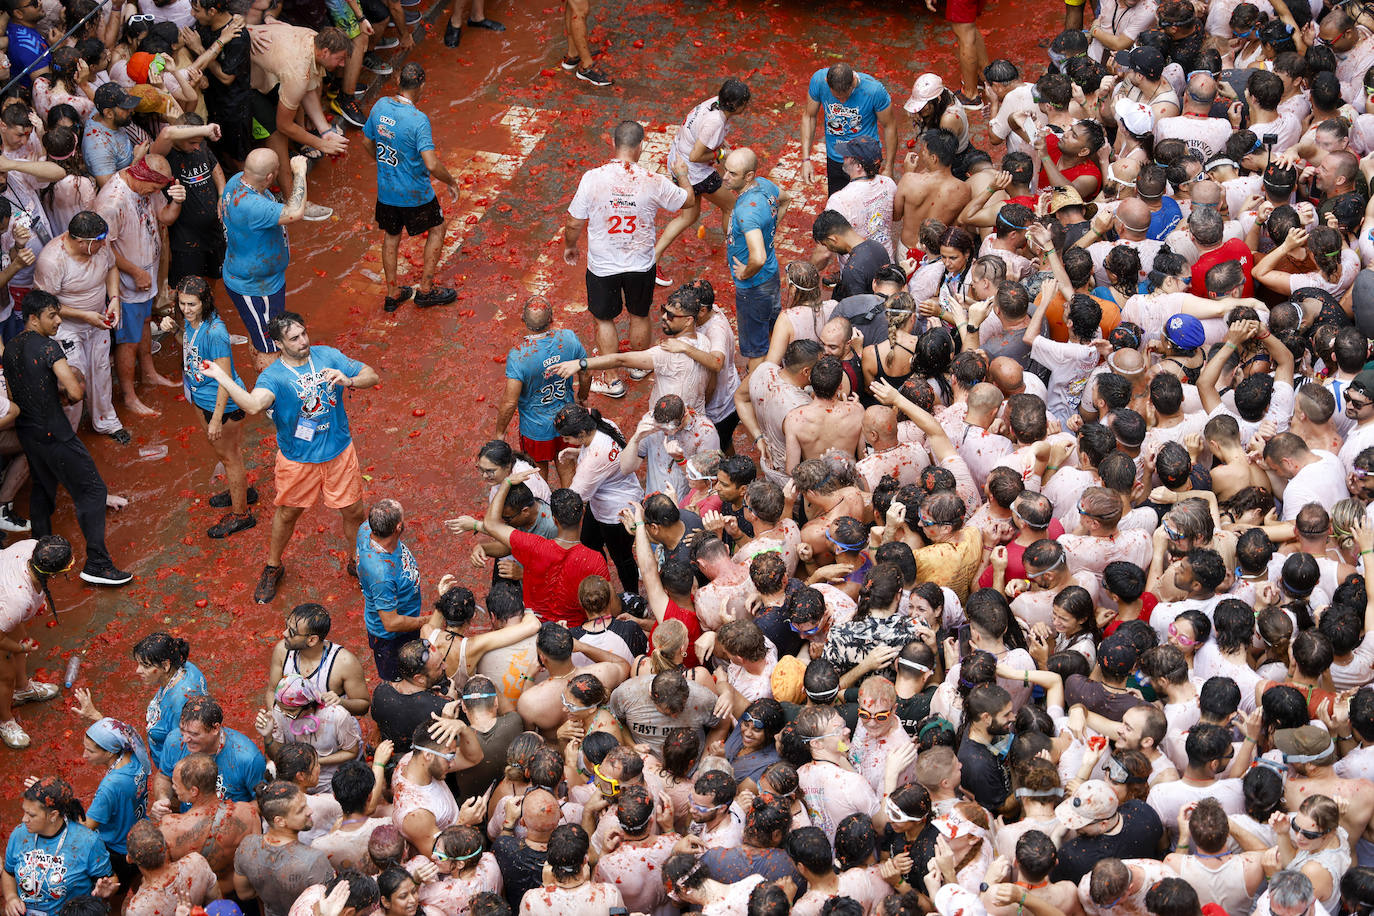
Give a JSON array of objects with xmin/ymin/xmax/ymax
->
[
  {"xmin": 93, "ymin": 82, "xmax": 138, "ymax": 112},
  {"xmin": 1115, "ymin": 46, "xmax": 1165, "ymax": 80}
]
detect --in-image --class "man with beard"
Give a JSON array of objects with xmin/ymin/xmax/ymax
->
[
  {"xmin": 958, "ymin": 684, "xmax": 1015, "ymax": 814},
  {"xmin": 232, "ymin": 781, "xmax": 334, "ymax": 916},
  {"xmin": 82, "ymin": 83, "xmax": 147, "ymax": 187}
]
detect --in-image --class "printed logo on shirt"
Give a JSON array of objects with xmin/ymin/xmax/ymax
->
[
  {"xmin": 16, "ymin": 849, "xmax": 68, "ymax": 902},
  {"xmin": 289, "ymin": 366, "xmax": 339, "ymax": 426},
  {"xmin": 824, "ymin": 103, "xmax": 861, "ymax": 138}
]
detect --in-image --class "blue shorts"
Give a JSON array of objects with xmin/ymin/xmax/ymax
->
[
  {"xmin": 225, "ymin": 286, "xmax": 287, "ymax": 353},
  {"xmin": 114, "ymin": 298, "xmax": 153, "ymax": 345},
  {"xmin": 734, "ymin": 272, "xmax": 781, "ymax": 358}
]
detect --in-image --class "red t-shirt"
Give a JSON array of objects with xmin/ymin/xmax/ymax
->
[
  {"xmin": 1103, "ymin": 592, "xmax": 1157, "ymax": 637},
  {"xmin": 652, "ymin": 598, "xmax": 703, "ymax": 668},
  {"xmin": 975, "ymin": 520, "xmax": 1067, "ymax": 589},
  {"xmin": 1037, "ymin": 134, "xmax": 1102, "ymax": 198},
  {"xmin": 1191, "ymin": 238, "xmax": 1255, "ymax": 297},
  {"xmin": 509, "ymin": 529, "xmax": 610, "ymax": 627}
]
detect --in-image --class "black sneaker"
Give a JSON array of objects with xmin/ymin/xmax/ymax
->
[
  {"xmin": 415, "ymin": 286, "xmax": 457, "ymax": 308},
  {"xmin": 0, "ymin": 503, "xmax": 29, "ymax": 533},
  {"xmin": 254, "ymin": 564, "xmax": 285, "ymax": 603},
  {"xmin": 337, "ymin": 97, "xmax": 365, "ymax": 128},
  {"xmin": 467, "ymin": 17, "xmax": 504, "ymax": 29},
  {"xmin": 384, "ymin": 286, "xmax": 414, "ymax": 312},
  {"xmin": 374, "ymin": 35, "xmax": 399, "ymax": 48},
  {"xmin": 576, "ymin": 66, "xmax": 613, "ymax": 87},
  {"xmin": 208, "ymin": 513, "xmax": 256, "ymax": 539},
  {"xmin": 209, "ymin": 486, "xmax": 259, "ymax": 509},
  {"xmin": 363, "ymin": 52, "xmax": 392, "ymax": 75},
  {"xmin": 444, "ymin": 23, "xmax": 462, "ymax": 46},
  {"xmin": 560, "ymin": 55, "xmax": 580, "ymax": 70},
  {"xmin": 108, "ymin": 428, "xmax": 132, "ymax": 445},
  {"xmin": 80, "ymin": 562, "xmax": 133, "ymax": 586},
  {"xmin": 404, "ymin": 8, "xmax": 421, "ymax": 23}
]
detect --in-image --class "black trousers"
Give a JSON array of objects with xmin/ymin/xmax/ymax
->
[
  {"xmin": 20, "ymin": 431, "xmax": 111, "ymax": 569},
  {"xmin": 826, "ymin": 157, "xmax": 851, "ymax": 197},
  {"xmin": 581, "ymin": 515, "xmax": 639, "ymax": 594}
]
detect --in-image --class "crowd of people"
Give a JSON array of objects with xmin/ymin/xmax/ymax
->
[{"xmin": 16, "ymin": 0, "xmax": 1374, "ymax": 913}]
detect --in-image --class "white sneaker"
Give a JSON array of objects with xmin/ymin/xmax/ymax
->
[
  {"xmin": 590, "ymin": 378, "xmax": 626, "ymax": 398},
  {"xmin": 0, "ymin": 719, "xmax": 29, "ymax": 749},
  {"xmin": 0, "ymin": 502, "xmax": 29, "ymax": 532},
  {"xmin": 626, "ymin": 368, "xmax": 651, "ymax": 381},
  {"xmin": 12, "ymin": 681, "xmax": 58, "ymax": 705},
  {"xmin": 304, "ymin": 203, "xmax": 334, "ymax": 221}
]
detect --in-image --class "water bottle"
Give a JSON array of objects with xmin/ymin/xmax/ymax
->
[{"xmin": 64, "ymin": 653, "xmax": 82, "ymax": 689}]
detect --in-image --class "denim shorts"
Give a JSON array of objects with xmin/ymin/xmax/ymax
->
[{"xmin": 734, "ymin": 272, "xmax": 781, "ymax": 358}]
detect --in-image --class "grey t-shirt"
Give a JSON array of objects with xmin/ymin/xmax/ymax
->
[
  {"xmin": 832, "ymin": 294, "xmax": 888, "ymax": 347},
  {"xmin": 232, "ymin": 836, "xmax": 333, "ymax": 916},
  {"xmin": 451, "ymin": 711, "xmax": 526, "ymax": 801},
  {"xmin": 608, "ymin": 673, "xmax": 719, "ymax": 754}
]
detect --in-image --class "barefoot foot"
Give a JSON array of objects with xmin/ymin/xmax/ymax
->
[{"xmin": 122, "ymin": 398, "xmax": 160, "ymax": 417}]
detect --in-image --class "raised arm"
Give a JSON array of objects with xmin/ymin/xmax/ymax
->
[
  {"xmin": 870, "ymin": 378, "xmax": 955, "ymax": 463},
  {"xmin": 1196, "ymin": 319, "xmax": 1255, "ymax": 414},
  {"xmin": 628, "ymin": 503, "xmax": 669, "ymax": 622}
]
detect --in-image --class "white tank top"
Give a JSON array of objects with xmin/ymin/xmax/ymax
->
[{"xmin": 1177, "ymin": 855, "xmax": 1253, "ymax": 915}]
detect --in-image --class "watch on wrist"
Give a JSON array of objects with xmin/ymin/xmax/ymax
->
[
  {"xmin": 965, "ymin": 323, "xmax": 978, "ymax": 334},
  {"xmin": 579, "ymin": 357, "xmax": 588, "ymax": 370}
]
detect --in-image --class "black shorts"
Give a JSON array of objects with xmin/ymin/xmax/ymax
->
[
  {"xmin": 376, "ymin": 198, "xmax": 444, "ymax": 237},
  {"xmin": 360, "ymin": 0, "xmax": 388, "ymax": 23},
  {"xmin": 693, "ymin": 171, "xmax": 723, "ymax": 196},
  {"xmin": 168, "ymin": 240, "xmax": 225, "ymax": 286},
  {"xmin": 586, "ymin": 266, "xmax": 655, "ymax": 321},
  {"xmin": 251, "ymin": 85, "xmax": 280, "ymax": 135},
  {"xmin": 200, "ymin": 405, "xmax": 247, "ymax": 424}
]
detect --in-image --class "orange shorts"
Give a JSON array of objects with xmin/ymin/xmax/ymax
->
[{"xmin": 274, "ymin": 443, "xmax": 364, "ymax": 509}]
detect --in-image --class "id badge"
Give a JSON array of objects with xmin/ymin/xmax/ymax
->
[{"xmin": 294, "ymin": 416, "xmax": 319, "ymax": 442}]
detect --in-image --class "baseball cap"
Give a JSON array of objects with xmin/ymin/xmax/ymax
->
[
  {"xmin": 904, "ymin": 73, "xmax": 946, "ymax": 114},
  {"xmin": 837, "ymin": 135, "xmax": 882, "ymax": 170},
  {"xmin": 1055, "ymin": 780, "xmax": 1119, "ymax": 830},
  {"xmin": 1097, "ymin": 634, "xmax": 1139, "ymax": 680},
  {"xmin": 93, "ymin": 82, "xmax": 139, "ymax": 112},
  {"xmin": 1115, "ymin": 46, "xmax": 1166, "ymax": 80},
  {"xmin": 1113, "ymin": 97, "xmax": 1154, "ymax": 136},
  {"xmin": 1274, "ymin": 726, "xmax": 1337, "ymax": 764},
  {"xmin": 1350, "ymin": 369, "xmax": 1374, "ymax": 400},
  {"xmin": 1164, "ymin": 314, "xmax": 1206, "ymax": 351}
]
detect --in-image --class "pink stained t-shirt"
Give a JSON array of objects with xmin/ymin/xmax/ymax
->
[
  {"xmin": 798, "ymin": 761, "xmax": 879, "ymax": 845},
  {"xmin": 518, "ymin": 882, "xmax": 626, "ymax": 916},
  {"xmin": 35, "ymin": 236, "xmax": 116, "ymax": 314},
  {"xmin": 124, "ymin": 853, "xmax": 217, "ymax": 916},
  {"xmin": 408, "ymin": 853, "xmax": 503, "ymax": 915},
  {"xmin": 94, "ymin": 172, "xmax": 165, "ymax": 301},
  {"xmin": 0, "ymin": 540, "xmax": 43, "ymax": 631},
  {"xmin": 569, "ymin": 160, "xmax": 689, "ymax": 276},
  {"xmin": 593, "ymin": 833, "xmax": 679, "ymax": 913}
]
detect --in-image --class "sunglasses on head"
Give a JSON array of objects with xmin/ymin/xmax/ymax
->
[{"xmin": 740, "ymin": 713, "xmax": 765, "ymax": 729}]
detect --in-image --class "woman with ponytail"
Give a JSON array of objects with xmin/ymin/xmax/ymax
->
[
  {"xmin": 0, "ymin": 534, "xmax": 73, "ymax": 749},
  {"xmin": 73, "ymin": 630, "xmax": 207, "ymax": 759},
  {"xmin": 1255, "ymin": 225, "xmax": 1360, "ymax": 298},
  {"xmin": 554, "ymin": 403, "xmax": 644, "ymax": 591},
  {"xmin": 861, "ymin": 291, "xmax": 921, "ymax": 393},
  {"xmin": 5, "ymin": 777, "xmax": 117, "ymax": 910},
  {"xmin": 822, "ymin": 563, "xmax": 926, "ymax": 685},
  {"xmin": 763, "ymin": 260, "xmax": 837, "ymax": 364}
]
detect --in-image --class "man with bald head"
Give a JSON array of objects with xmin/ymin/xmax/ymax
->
[
  {"xmin": 820, "ymin": 315, "xmax": 863, "ymax": 398},
  {"xmin": 723, "ymin": 147, "xmax": 790, "ymax": 369},
  {"xmin": 494, "ymin": 786, "xmax": 561, "ymax": 911},
  {"xmin": 857, "ymin": 404, "xmax": 928, "ymax": 488},
  {"xmin": 988, "ymin": 356, "xmax": 1048, "ymax": 404},
  {"xmin": 496, "ymin": 296, "xmax": 589, "ymax": 477},
  {"xmin": 1155, "ymin": 74, "xmax": 1231, "ymax": 161},
  {"xmin": 222, "ymin": 150, "xmax": 310, "ymax": 369},
  {"xmin": 1083, "ymin": 197, "xmax": 1163, "ymax": 287},
  {"xmin": 957, "ymin": 382, "xmax": 1015, "ymax": 487},
  {"xmin": 94, "ymin": 153, "xmax": 183, "ymax": 417}
]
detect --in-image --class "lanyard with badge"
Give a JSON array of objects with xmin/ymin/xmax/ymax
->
[{"xmin": 285, "ymin": 356, "xmax": 323, "ymax": 442}]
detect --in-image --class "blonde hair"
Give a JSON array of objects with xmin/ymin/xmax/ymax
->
[
  {"xmin": 648, "ymin": 618, "xmax": 688, "ymax": 673},
  {"xmin": 883, "ymin": 291, "xmax": 918, "ymax": 373},
  {"xmin": 786, "ymin": 260, "xmax": 825, "ymax": 338}
]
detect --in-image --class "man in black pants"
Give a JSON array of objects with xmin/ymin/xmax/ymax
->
[{"xmin": 1, "ymin": 291, "xmax": 130, "ymax": 585}]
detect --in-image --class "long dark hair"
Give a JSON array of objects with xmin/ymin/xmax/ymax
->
[
  {"xmin": 555, "ymin": 404, "xmax": 626, "ymax": 448},
  {"xmin": 23, "ymin": 777, "xmax": 85, "ymax": 822},
  {"xmin": 30, "ymin": 535, "xmax": 72, "ymax": 624},
  {"xmin": 175, "ymin": 276, "xmax": 218, "ymax": 324}
]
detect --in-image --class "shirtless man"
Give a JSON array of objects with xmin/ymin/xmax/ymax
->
[
  {"xmin": 735, "ymin": 339, "xmax": 820, "ymax": 484},
  {"xmin": 784, "ymin": 355, "xmax": 864, "ymax": 472},
  {"xmin": 1277, "ymin": 724, "xmax": 1374, "ymax": 860},
  {"xmin": 894, "ymin": 128, "xmax": 971, "ymax": 257},
  {"xmin": 794, "ymin": 457, "xmax": 868, "ymax": 563},
  {"xmin": 157, "ymin": 754, "xmax": 261, "ymax": 895},
  {"xmin": 515, "ymin": 623, "xmax": 631, "ymax": 737},
  {"xmin": 1202, "ymin": 415, "xmax": 1271, "ymax": 502},
  {"xmin": 264, "ymin": 604, "xmax": 370, "ymax": 715}
]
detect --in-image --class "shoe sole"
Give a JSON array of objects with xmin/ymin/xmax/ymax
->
[
  {"xmin": 303, "ymin": 211, "xmax": 334, "ymax": 222},
  {"xmin": 340, "ymin": 113, "xmax": 366, "ymax": 127},
  {"xmin": 560, "ymin": 60, "xmax": 579, "ymax": 70},
  {"xmin": 576, "ymin": 72, "xmax": 612, "ymax": 86},
  {"xmin": 365, "ymin": 65, "xmax": 393, "ymax": 75},
  {"xmin": 0, "ymin": 521, "xmax": 30, "ymax": 533},
  {"xmin": 80, "ymin": 571, "xmax": 133, "ymax": 586},
  {"xmin": 591, "ymin": 386, "xmax": 626, "ymax": 398},
  {"xmin": 374, "ymin": 39, "xmax": 399, "ymax": 48},
  {"xmin": 654, "ymin": 276, "xmax": 671, "ymax": 287},
  {"xmin": 1, "ymin": 732, "xmax": 29, "ymax": 749}
]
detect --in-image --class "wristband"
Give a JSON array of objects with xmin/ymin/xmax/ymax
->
[
  {"xmin": 1361, "ymin": 549, "xmax": 1374, "ymax": 556},
  {"xmin": 754, "ymin": 435, "xmax": 764, "ymax": 444},
  {"xmin": 1046, "ymin": 464, "xmax": 1059, "ymax": 471},
  {"xmin": 1224, "ymin": 342, "xmax": 1238, "ymax": 349}
]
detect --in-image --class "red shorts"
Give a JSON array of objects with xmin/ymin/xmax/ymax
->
[
  {"xmin": 520, "ymin": 434, "xmax": 570, "ymax": 463},
  {"xmin": 274, "ymin": 442, "xmax": 364, "ymax": 509},
  {"xmin": 945, "ymin": 0, "xmax": 984, "ymax": 23}
]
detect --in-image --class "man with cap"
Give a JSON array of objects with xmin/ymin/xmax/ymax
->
[
  {"xmin": 1340, "ymin": 370, "xmax": 1374, "ymax": 475},
  {"xmin": 1044, "ymin": 186, "xmax": 1095, "ymax": 244},
  {"xmin": 81, "ymin": 84, "xmax": 153, "ymax": 188},
  {"xmin": 1156, "ymin": 73, "xmax": 1233, "ymax": 161},
  {"xmin": 1120, "ymin": 47, "xmax": 1179, "ymax": 120},
  {"xmin": 94, "ymin": 153, "xmax": 183, "ymax": 418},
  {"xmin": 818, "ymin": 135, "xmax": 897, "ymax": 261},
  {"xmin": 1275, "ymin": 725, "xmax": 1374, "ymax": 850},
  {"xmin": 811, "ymin": 210, "xmax": 893, "ymax": 303},
  {"xmin": 799, "ymin": 62, "xmax": 897, "ymax": 195},
  {"xmin": 1051, "ymin": 780, "xmax": 1164, "ymax": 883}
]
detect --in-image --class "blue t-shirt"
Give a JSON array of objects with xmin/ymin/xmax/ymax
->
[
  {"xmin": 86, "ymin": 761, "xmax": 147, "ymax": 854},
  {"xmin": 158, "ymin": 726, "xmax": 265, "ymax": 804},
  {"xmin": 363, "ymin": 96, "xmax": 437, "ymax": 208},
  {"xmin": 5, "ymin": 822, "xmax": 111, "ymax": 916},
  {"xmin": 727, "ymin": 178, "xmax": 782, "ymax": 290},
  {"xmin": 221, "ymin": 173, "xmax": 288, "ymax": 296},
  {"xmin": 80, "ymin": 119, "xmax": 134, "ymax": 180},
  {"xmin": 146, "ymin": 661, "xmax": 208, "ymax": 759},
  {"xmin": 357, "ymin": 521, "xmax": 422, "ymax": 639},
  {"xmin": 182, "ymin": 317, "xmax": 243, "ymax": 412},
  {"xmin": 1147, "ymin": 196, "xmax": 1183, "ymax": 241},
  {"xmin": 256, "ymin": 345, "xmax": 362, "ymax": 464},
  {"xmin": 6, "ymin": 23, "xmax": 49, "ymax": 88},
  {"xmin": 808, "ymin": 69, "xmax": 891, "ymax": 162},
  {"xmin": 506, "ymin": 329, "xmax": 586, "ymax": 441}
]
